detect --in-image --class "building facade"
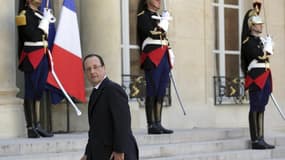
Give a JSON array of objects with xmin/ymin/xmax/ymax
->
[{"xmin": 0, "ymin": 0, "xmax": 284, "ymax": 138}]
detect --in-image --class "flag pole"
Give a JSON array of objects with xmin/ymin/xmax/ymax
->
[
  {"xmin": 47, "ymin": 50, "xmax": 82, "ymax": 116},
  {"xmin": 46, "ymin": 0, "xmax": 49, "ymax": 8}
]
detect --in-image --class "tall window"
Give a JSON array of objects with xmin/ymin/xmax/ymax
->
[
  {"xmin": 120, "ymin": 0, "xmax": 171, "ymax": 106},
  {"xmin": 213, "ymin": 0, "xmax": 241, "ymax": 78},
  {"xmin": 120, "ymin": 0, "xmax": 143, "ymax": 100},
  {"xmin": 212, "ymin": 0, "xmax": 249, "ymax": 105}
]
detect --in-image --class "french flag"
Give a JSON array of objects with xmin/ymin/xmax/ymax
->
[{"xmin": 47, "ymin": 0, "xmax": 86, "ymax": 103}]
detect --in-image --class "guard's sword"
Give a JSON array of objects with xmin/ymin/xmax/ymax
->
[
  {"xmin": 163, "ymin": 0, "xmax": 167, "ymax": 11},
  {"xmin": 46, "ymin": 0, "xmax": 49, "ymax": 8},
  {"xmin": 270, "ymin": 94, "xmax": 285, "ymax": 120},
  {"xmin": 162, "ymin": 0, "xmax": 186, "ymax": 115},
  {"xmin": 259, "ymin": 1, "xmax": 283, "ymax": 119},
  {"xmin": 170, "ymin": 71, "xmax": 187, "ymax": 115},
  {"xmin": 150, "ymin": 0, "xmax": 185, "ymax": 114}
]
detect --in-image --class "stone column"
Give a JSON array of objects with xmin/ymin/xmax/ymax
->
[
  {"xmin": 80, "ymin": 0, "xmax": 121, "ymax": 83},
  {"xmin": 0, "ymin": 1, "xmax": 25, "ymax": 138}
]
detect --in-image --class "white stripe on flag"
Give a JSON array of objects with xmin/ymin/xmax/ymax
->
[{"xmin": 54, "ymin": 6, "xmax": 82, "ymax": 58}]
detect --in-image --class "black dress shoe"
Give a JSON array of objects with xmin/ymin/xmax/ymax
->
[
  {"xmin": 156, "ymin": 123, "xmax": 173, "ymax": 134},
  {"xmin": 35, "ymin": 123, "xmax": 54, "ymax": 137},
  {"xmin": 260, "ymin": 139, "xmax": 275, "ymax": 149},
  {"xmin": 27, "ymin": 127, "xmax": 40, "ymax": 138},
  {"xmin": 252, "ymin": 139, "xmax": 275, "ymax": 149},
  {"xmin": 148, "ymin": 124, "xmax": 163, "ymax": 134}
]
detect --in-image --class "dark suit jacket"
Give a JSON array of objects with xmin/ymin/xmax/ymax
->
[{"xmin": 85, "ymin": 78, "xmax": 138, "ymax": 160}]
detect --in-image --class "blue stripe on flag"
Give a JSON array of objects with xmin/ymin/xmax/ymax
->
[{"xmin": 63, "ymin": 0, "xmax": 76, "ymax": 12}]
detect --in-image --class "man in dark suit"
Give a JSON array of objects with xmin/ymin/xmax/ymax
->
[{"xmin": 81, "ymin": 54, "xmax": 139, "ymax": 160}]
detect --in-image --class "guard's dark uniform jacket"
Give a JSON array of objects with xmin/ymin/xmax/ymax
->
[
  {"xmin": 16, "ymin": 6, "xmax": 49, "ymax": 100},
  {"xmin": 137, "ymin": 9, "xmax": 170, "ymax": 70},
  {"xmin": 17, "ymin": 6, "xmax": 47, "ymax": 72},
  {"xmin": 240, "ymin": 6, "xmax": 276, "ymax": 150},
  {"xmin": 241, "ymin": 35, "xmax": 272, "ymax": 92}
]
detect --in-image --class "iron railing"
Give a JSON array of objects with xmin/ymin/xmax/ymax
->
[
  {"xmin": 213, "ymin": 76, "xmax": 249, "ymax": 105},
  {"xmin": 122, "ymin": 74, "xmax": 171, "ymax": 107}
]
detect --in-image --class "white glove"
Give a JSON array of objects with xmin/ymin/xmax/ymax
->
[
  {"xmin": 151, "ymin": 11, "xmax": 172, "ymax": 20},
  {"xmin": 43, "ymin": 8, "xmax": 56, "ymax": 23},
  {"xmin": 158, "ymin": 11, "xmax": 171, "ymax": 32},
  {"xmin": 38, "ymin": 8, "xmax": 56, "ymax": 35},
  {"xmin": 38, "ymin": 18, "xmax": 49, "ymax": 35},
  {"xmin": 263, "ymin": 35, "xmax": 274, "ymax": 55},
  {"xmin": 158, "ymin": 19, "xmax": 169, "ymax": 32},
  {"xmin": 161, "ymin": 11, "xmax": 170, "ymax": 19}
]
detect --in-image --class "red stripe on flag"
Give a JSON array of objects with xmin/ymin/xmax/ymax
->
[{"xmin": 47, "ymin": 45, "xmax": 86, "ymax": 102}]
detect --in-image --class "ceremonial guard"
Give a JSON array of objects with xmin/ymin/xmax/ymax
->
[
  {"xmin": 137, "ymin": 0, "xmax": 174, "ymax": 134},
  {"xmin": 241, "ymin": 1, "xmax": 275, "ymax": 149},
  {"xmin": 16, "ymin": 0, "xmax": 55, "ymax": 138}
]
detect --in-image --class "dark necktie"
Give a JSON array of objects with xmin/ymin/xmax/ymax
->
[{"xmin": 88, "ymin": 88, "xmax": 98, "ymax": 108}]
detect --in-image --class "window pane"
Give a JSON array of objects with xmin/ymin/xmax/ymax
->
[
  {"xmin": 213, "ymin": 0, "xmax": 238, "ymax": 5},
  {"xmin": 225, "ymin": 54, "xmax": 239, "ymax": 77},
  {"xmin": 130, "ymin": 49, "xmax": 143, "ymax": 75},
  {"xmin": 224, "ymin": 0, "xmax": 238, "ymax": 5},
  {"xmin": 129, "ymin": 0, "xmax": 139, "ymax": 45},
  {"xmin": 224, "ymin": 8, "xmax": 239, "ymax": 50},
  {"xmin": 214, "ymin": 7, "xmax": 219, "ymax": 50}
]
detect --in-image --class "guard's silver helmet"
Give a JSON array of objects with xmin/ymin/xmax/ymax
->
[{"xmin": 248, "ymin": 15, "xmax": 264, "ymax": 28}]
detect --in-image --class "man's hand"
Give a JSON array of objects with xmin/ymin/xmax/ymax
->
[
  {"xmin": 110, "ymin": 152, "xmax": 124, "ymax": 160},
  {"xmin": 80, "ymin": 155, "xmax": 87, "ymax": 160}
]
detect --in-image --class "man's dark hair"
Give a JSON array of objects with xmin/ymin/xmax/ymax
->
[{"xmin": 83, "ymin": 54, "xmax": 105, "ymax": 70}]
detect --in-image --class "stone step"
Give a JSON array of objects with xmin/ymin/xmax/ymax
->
[
  {"xmin": 0, "ymin": 134, "xmax": 86, "ymax": 157},
  {"xmin": 1, "ymin": 146, "xmax": 285, "ymax": 160},
  {"xmin": 141, "ymin": 145, "xmax": 285, "ymax": 160},
  {"xmin": 140, "ymin": 138, "xmax": 249, "ymax": 158},
  {"xmin": 0, "ymin": 151, "xmax": 83, "ymax": 160},
  {"xmin": 136, "ymin": 128, "xmax": 249, "ymax": 145},
  {"xmin": 142, "ymin": 149, "xmax": 273, "ymax": 160},
  {"xmin": 0, "ymin": 149, "xmax": 280, "ymax": 160},
  {"xmin": 271, "ymin": 146, "xmax": 285, "ymax": 159},
  {"xmin": 140, "ymin": 137, "xmax": 285, "ymax": 159},
  {"xmin": 0, "ymin": 128, "xmax": 248, "ymax": 156},
  {"xmin": 0, "ymin": 128, "xmax": 284, "ymax": 160}
]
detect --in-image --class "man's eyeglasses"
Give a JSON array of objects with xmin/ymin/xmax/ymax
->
[{"xmin": 86, "ymin": 65, "xmax": 103, "ymax": 72}]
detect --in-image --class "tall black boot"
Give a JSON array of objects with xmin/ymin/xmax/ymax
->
[
  {"xmin": 145, "ymin": 96, "xmax": 162, "ymax": 134},
  {"xmin": 249, "ymin": 111, "xmax": 274, "ymax": 149},
  {"xmin": 23, "ymin": 99, "xmax": 40, "ymax": 138},
  {"xmin": 154, "ymin": 97, "xmax": 173, "ymax": 134},
  {"xmin": 34, "ymin": 101, "xmax": 54, "ymax": 137},
  {"xmin": 257, "ymin": 112, "xmax": 275, "ymax": 149},
  {"xmin": 249, "ymin": 111, "xmax": 262, "ymax": 149}
]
